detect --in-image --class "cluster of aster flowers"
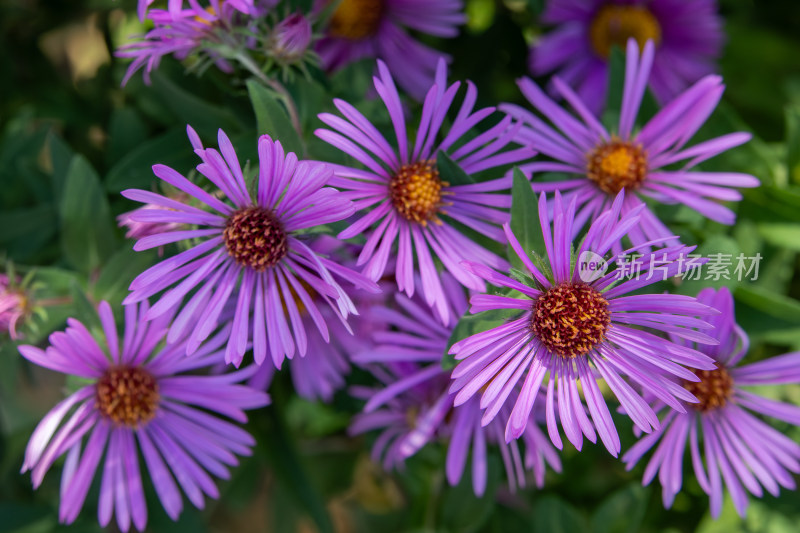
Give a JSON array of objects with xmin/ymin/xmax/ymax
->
[{"xmin": 10, "ymin": 0, "xmax": 799, "ymax": 530}]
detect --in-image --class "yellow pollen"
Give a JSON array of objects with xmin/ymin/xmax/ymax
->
[
  {"xmin": 530, "ymin": 282, "xmax": 610, "ymax": 359},
  {"xmin": 589, "ymin": 4, "xmax": 662, "ymax": 57},
  {"xmin": 223, "ymin": 206, "xmax": 288, "ymax": 271},
  {"xmin": 684, "ymin": 366, "xmax": 734, "ymax": 412},
  {"xmin": 586, "ymin": 138, "xmax": 648, "ymax": 195},
  {"xmin": 389, "ymin": 161, "xmax": 451, "ymax": 225},
  {"xmin": 329, "ymin": 0, "xmax": 385, "ymax": 40},
  {"xmin": 194, "ymin": 6, "xmax": 217, "ymax": 26},
  {"xmin": 96, "ymin": 366, "xmax": 159, "ymax": 427}
]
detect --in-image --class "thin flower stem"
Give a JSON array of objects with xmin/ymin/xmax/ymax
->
[{"xmin": 235, "ymin": 51, "xmax": 304, "ymax": 145}]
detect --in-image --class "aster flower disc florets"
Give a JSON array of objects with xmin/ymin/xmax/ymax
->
[
  {"xmin": 683, "ymin": 366, "xmax": 734, "ymax": 412},
  {"xmin": 329, "ymin": 0, "xmax": 385, "ymax": 39},
  {"xmin": 587, "ymin": 139, "xmax": 648, "ymax": 195},
  {"xmin": 223, "ymin": 206, "xmax": 288, "ymax": 271},
  {"xmin": 95, "ymin": 366, "xmax": 159, "ymax": 427},
  {"xmin": 589, "ymin": 4, "xmax": 662, "ymax": 57},
  {"xmin": 389, "ymin": 160, "xmax": 450, "ymax": 225},
  {"xmin": 531, "ymin": 282, "xmax": 611, "ymax": 358}
]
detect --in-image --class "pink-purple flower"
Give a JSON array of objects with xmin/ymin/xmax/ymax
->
[
  {"xmin": 315, "ymin": 0, "xmax": 465, "ymax": 99},
  {"xmin": 449, "ymin": 191, "xmax": 720, "ymax": 455},
  {"xmin": 531, "ymin": 0, "xmax": 723, "ymax": 114},
  {"xmin": 504, "ymin": 39, "xmax": 758, "ymax": 250},
  {"xmin": 0, "ymin": 274, "xmax": 29, "ymax": 339},
  {"xmin": 18, "ymin": 301, "xmax": 269, "ymax": 531},
  {"xmin": 316, "ymin": 59, "xmax": 532, "ymax": 325},
  {"xmin": 122, "ymin": 126, "xmax": 377, "ymax": 368},
  {"xmin": 623, "ymin": 287, "xmax": 800, "ymax": 518}
]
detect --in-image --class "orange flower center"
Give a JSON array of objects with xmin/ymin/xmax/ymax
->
[
  {"xmin": 96, "ymin": 366, "xmax": 159, "ymax": 427},
  {"xmin": 389, "ymin": 161, "xmax": 450, "ymax": 225},
  {"xmin": 684, "ymin": 366, "xmax": 734, "ymax": 412},
  {"xmin": 328, "ymin": 0, "xmax": 385, "ymax": 40},
  {"xmin": 586, "ymin": 139, "xmax": 648, "ymax": 194},
  {"xmin": 531, "ymin": 282, "xmax": 610, "ymax": 358},
  {"xmin": 589, "ymin": 4, "xmax": 662, "ymax": 57}
]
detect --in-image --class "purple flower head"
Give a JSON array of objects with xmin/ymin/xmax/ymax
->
[
  {"xmin": 353, "ymin": 274, "xmax": 559, "ymax": 494},
  {"xmin": 122, "ymin": 126, "xmax": 378, "ymax": 368},
  {"xmin": 623, "ymin": 287, "xmax": 800, "ymax": 518},
  {"xmin": 119, "ymin": 1, "xmax": 264, "ymax": 85},
  {"xmin": 348, "ymin": 274, "xmax": 466, "ymax": 469},
  {"xmin": 269, "ymin": 12, "xmax": 313, "ymax": 65},
  {"xmin": 0, "ymin": 274, "xmax": 30, "ymax": 340},
  {"xmin": 504, "ymin": 39, "xmax": 759, "ymax": 251},
  {"xmin": 448, "ymin": 394, "xmax": 562, "ymax": 496},
  {"xmin": 18, "ymin": 300, "xmax": 269, "ymax": 531},
  {"xmin": 449, "ymin": 191, "xmax": 721, "ymax": 456},
  {"xmin": 247, "ymin": 237, "xmax": 386, "ymax": 402},
  {"xmin": 315, "ymin": 0, "xmax": 466, "ymax": 99},
  {"xmin": 316, "ymin": 59, "xmax": 533, "ymax": 325},
  {"xmin": 531, "ymin": 0, "xmax": 724, "ymax": 114}
]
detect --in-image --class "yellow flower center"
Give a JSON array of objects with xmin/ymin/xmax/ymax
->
[
  {"xmin": 389, "ymin": 161, "xmax": 450, "ymax": 225},
  {"xmin": 329, "ymin": 0, "xmax": 385, "ymax": 40},
  {"xmin": 530, "ymin": 282, "xmax": 610, "ymax": 359},
  {"xmin": 96, "ymin": 366, "xmax": 159, "ymax": 427},
  {"xmin": 589, "ymin": 4, "xmax": 662, "ymax": 57},
  {"xmin": 586, "ymin": 139, "xmax": 648, "ymax": 195},
  {"xmin": 684, "ymin": 366, "xmax": 734, "ymax": 412}
]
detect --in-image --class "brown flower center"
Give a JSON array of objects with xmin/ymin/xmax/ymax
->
[
  {"xmin": 223, "ymin": 206, "xmax": 288, "ymax": 271},
  {"xmin": 589, "ymin": 4, "xmax": 662, "ymax": 58},
  {"xmin": 587, "ymin": 139, "xmax": 648, "ymax": 195},
  {"xmin": 684, "ymin": 366, "xmax": 734, "ymax": 412},
  {"xmin": 96, "ymin": 366, "xmax": 159, "ymax": 427},
  {"xmin": 329, "ymin": 0, "xmax": 385, "ymax": 40},
  {"xmin": 389, "ymin": 161, "xmax": 450, "ymax": 225},
  {"xmin": 531, "ymin": 282, "xmax": 610, "ymax": 358}
]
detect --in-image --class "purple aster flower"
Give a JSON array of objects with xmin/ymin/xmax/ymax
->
[
  {"xmin": 449, "ymin": 191, "xmax": 719, "ymax": 456},
  {"xmin": 135, "ymin": 0, "xmax": 275, "ymax": 21},
  {"xmin": 353, "ymin": 274, "xmax": 559, "ymax": 494},
  {"xmin": 1, "ymin": 274, "xmax": 30, "ymax": 340},
  {"xmin": 122, "ymin": 126, "xmax": 377, "ymax": 367},
  {"xmin": 315, "ymin": 0, "xmax": 465, "ymax": 99},
  {"xmin": 448, "ymin": 394, "xmax": 562, "ymax": 496},
  {"xmin": 504, "ymin": 39, "xmax": 758, "ymax": 250},
  {"xmin": 119, "ymin": 1, "xmax": 264, "ymax": 85},
  {"xmin": 18, "ymin": 300, "xmax": 269, "ymax": 531},
  {"xmin": 316, "ymin": 59, "xmax": 533, "ymax": 324},
  {"xmin": 531, "ymin": 0, "xmax": 723, "ymax": 114},
  {"xmin": 623, "ymin": 287, "xmax": 800, "ymax": 517}
]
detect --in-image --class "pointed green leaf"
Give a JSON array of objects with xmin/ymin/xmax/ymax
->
[
  {"xmin": 247, "ymin": 79, "xmax": 304, "ymax": 156},
  {"xmin": 509, "ymin": 167, "xmax": 546, "ymax": 269},
  {"xmin": 60, "ymin": 156, "xmax": 116, "ymax": 273},
  {"xmin": 437, "ymin": 151, "xmax": 476, "ymax": 186}
]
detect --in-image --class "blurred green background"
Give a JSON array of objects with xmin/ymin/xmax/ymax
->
[{"xmin": 2, "ymin": 0, "xmax": 800, "ymax": 532}]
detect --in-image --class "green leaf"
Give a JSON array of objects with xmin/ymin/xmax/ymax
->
[
  {"xmin": 532, "ymin": 495, "xmax": 588, "ymax": 533},
  {"xmin": 105, "ymin": 128, "xmax": 198, "ymax": 192},
  {"xmin": 734, "ymin": 285, "xmax": 800, "ymax": 325},
  {"xmin": 439, "ymin": 454, "xmax": 501, "ymax": 533},
  {"xmin": 437, "ymin": 151, "xmax": 476, "ymax": 186},
  {"xmin": 674, "ymin": 235, "xmax": 742, "ymax": 296},
  {"xmin": 59, "ymin": 155, "xmax": 116, "ymax": 273},
  {"xmin": 91, "ymin": 247, "xmax": 157, "ymax": 308},
  {"xmin": 591, "ymin": 483, "xmax": 651, "ymax": 533},
  {"xmin": 151, "ymin": 73, "xmax": 243, "ymax": 138},
  {"xmin": 106, "ymin": 107, "xmax": 148, "ymax": 166},
  {"xmin": 758, "ymin": 222, "xmax": 800, "ymax": 251},
  {"xmin": 260, "ymin": 405, "xmax": 334, "ymax": 533},
  {"xmin": 510, "ymin": 167, "xmax": 546, "ymax": 270},
  {"xmin": 247, "ymin": 79, "xmax": 304, "ymax": 156},
  {"xmin": 46, "ymin": 131, "xmax": 73, "ymax": 201}
]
